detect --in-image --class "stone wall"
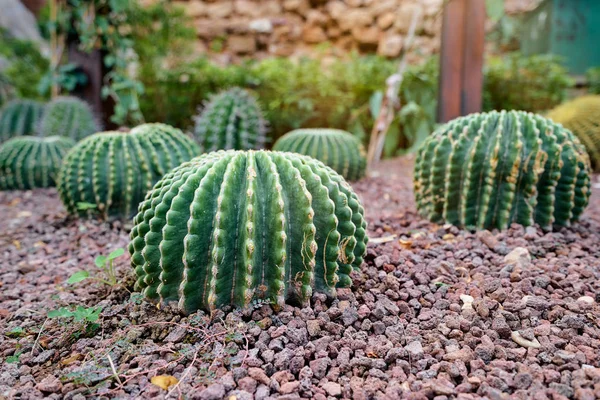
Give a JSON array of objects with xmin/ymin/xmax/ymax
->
[{"xmin": 167, "ymin": 0, "xmax": 542, "ymax": 62}]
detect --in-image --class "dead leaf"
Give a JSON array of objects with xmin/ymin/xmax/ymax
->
[
  {"xmin": 399, "ymin": 239, "xmax": 412, "ymax": 249},
  {"xmin": 17, "ymin": 211, "xmax": 32, "ymax": 218},
  {"xmin": 151, "ymin": 375, "xmax": 178, "ymax": 390},
  {"xmin": 12, "ymin": 240, "xmax": 20, "ymax": 250},
  {"xmin": 370, "ymin": 235, "xmax": 396, "ymax": 244},
  {"xmin": 61, "ymin": 353, "xmax": 83, "ymax": 365},
  {"xmin": 366, "ymin": 351, "xmax": 378, "ymax": 358}
]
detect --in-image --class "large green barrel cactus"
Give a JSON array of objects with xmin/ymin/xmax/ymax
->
[
  {"xmin": 273, "ymin": 128, "xmax": 367, "ymax": 181},
  {"xmin": 58, "ymin": 123, "xmax": 201, "ymax": 219},
  {"xmin": 193, "ymin": 87, "xmax": 267, "ymax": 151},
  {"xmin": 39, "ymin": 96, "xmax": 99, "ymax": 141},
  {"xmin": 129, "ymin": 150, "xmax": 368, "ymax": 313},
  {"xmin": 547, "ymin": 96, "xmax": 600, "ymax": 171},
  {"xmin": 414, "ymin": 110, "xmax": 591, "ymax": 231},
  {"xmin": 0, "ymin": 99, "xmax": 45, "ymax": 142},
  {"xmin": 0, "ymin": 136, "xmax": 75, "ymax": 190}
]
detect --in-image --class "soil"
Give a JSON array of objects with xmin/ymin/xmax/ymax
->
[{"xmin": 1, "ymin": 156, "xmax": 600, "ymax": 400}]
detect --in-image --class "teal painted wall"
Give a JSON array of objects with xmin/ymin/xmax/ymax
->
[{"xmin": 521, "ymin": 0, "xmax": 600, "ymax": 74}]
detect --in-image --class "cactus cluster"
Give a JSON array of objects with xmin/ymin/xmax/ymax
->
[
  {"xmin": 414, "ymin": 110, "xmax": 591, "ymax": 231},
  {"xmin": 0, "ymin": 99, "xmax": 45, "ymax": 142},
  {"xmin": 273, "ymin": 128, "xmax": 367, "ymax": 181},
  {"xmin": 547, "ymin": 95, "xmax": 600, "ymax": 171},
  {"xmin": 58, "ymin": 123, "xmax": 200, "ymax": 219},
  {"xmin": 0, "ymin": 136, "xmax": 75, "ymax": 190},
  {"xmin": 129, "ymin": 150, "xmax": 368, "ymax": 313},
  {"xmin": 39, "ymin": 96, "xmax": 99, "ymax": 141},
  {"xmin": 193, "ymin": 87, "xmax": 267, "ymax": 151}
]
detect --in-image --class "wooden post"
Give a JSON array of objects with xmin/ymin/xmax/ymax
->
[{"xmin": 437, "ymin": 0, "xmax": 486, "ymax": 123}]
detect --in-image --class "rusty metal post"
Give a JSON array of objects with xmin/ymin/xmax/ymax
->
[{"xmin": 438, "ymin": 0, "xmax": 486, "ymax": 123}]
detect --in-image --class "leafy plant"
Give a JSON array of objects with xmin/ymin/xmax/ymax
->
[
  {"xmin": 483, "ymin": 52, "xmax": 572, "ymax": 112},
  {"xmin": 0, "ymin": 28, "xmax": 49, "ymax": 100},
  {"xmin": 48, "ymin": 305, "xmax": 102, "ymax": 338},
  {"xmin": 67, "ymin": 248, "xmax": 125, "ymax": 287},
  {"xmin": 587, "ymin": 67, "xmax": 600, "ymax": 95}
]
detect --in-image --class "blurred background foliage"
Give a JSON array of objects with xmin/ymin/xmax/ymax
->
[{"xmin": 0, "ymin": 0, "xmax": 585, "ymax": 157}]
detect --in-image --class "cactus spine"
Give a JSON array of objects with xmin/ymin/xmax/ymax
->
[
  {"xmin": 414, "ymin": 110, "xmax": 591, "ymax": 231},
  {"xmin": 547, "ymin": 95, "xmax": 600, "ymax": 171},
  {"xmin": 58, "ymin": 123, "xmax": 201, "ymax": 219},
  {"xmin": 193, "ymin": 87, "xmax": 267, "ymax": 151},
  {"xmin": 128, "ymin": 150, "xmax": 368, "ymax": 313},
  {"xmin": 0, "ymin": 99, "xmax": 45, "ymax": 142},
  {"xmin": 273, "ymin": 128, "xmax": 367, "ymax": 181},
  {"xmin": 0, "ymin": 136, "xmax": 75, "ymax": 190},
  {"xmin": 39, "ymin": 96, "xmax": 99, "ymax": 141}
]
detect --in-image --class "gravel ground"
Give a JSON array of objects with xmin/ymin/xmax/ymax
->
[{"xmin": 1, "ymin": 156, "xmax": 600, "ymax": 400}]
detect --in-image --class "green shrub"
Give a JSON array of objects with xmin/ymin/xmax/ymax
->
[
  {"xmin": 483, "ymin": 53, "xmax": 572, "ymax": 112},
  {"xmin": 129, "ymin": 150, "xmax": 368, "ymax": 313},
  {"xmin": 0, "ymin": 29, "xmax": 49, "ymax": 101},
  {"xmin": 586, "ymin": 66, "xmax": 600, "ymax": 95}
]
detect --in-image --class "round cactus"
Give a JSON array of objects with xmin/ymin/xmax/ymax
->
[
  {"xmin": 273, "ymin": 128, "xmax": 367, "ymax": 181},
  {"xmin": 39, "ymin": 96, "xmax": 100, "ymax": 142},
  {"xmin": 0, "ymin": 99, "xmax": 45, "ymax": 142},
  {"xmin": 58, "ymin": 123, "xmax": 201, "ymax": 219},
  {"xmin": 0, "ymin": 136, "xmax": 75, "ymax": 190},
  {"xmin": 547, "ymin": 95, "xmax": 600, "ymax": 171},
  {"xmin": 414, "ymin": 110, "xmax": 591, "ymax": 231},
  {"xmin": 128, "ymin": 150, "xmax": 368, "ymax": 313},
  {"xmin": 193, "ymin": 87, "xmax": 267, "ymax": 151}
]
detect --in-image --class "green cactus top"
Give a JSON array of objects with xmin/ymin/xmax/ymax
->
[
  {"xmin": 273, "ymin": 128, "xmax": 367, "ymax": 181},
  {"xmin": 39, "ymin": 96, "xmax": 100, "ymax": 142},
  {"xmin": 193, "ymin": 87, "xmax": 267, "ymax": 151},
  {"xmin": 414, "ymin": 110, "xmax": 591, "ymax": 231},
  {"xmin": 0, "ymin": 99, "xmax": 45, "ymax": 142},
  {"xmin": 129, "ymin": 150, "xmax": 368, "ymax": 313},
  {"xmin": 547, "ymin": 95, "xmax": 600, "ymax": 171},
  {"xmin": 0, "ymin": 135, "xmax": 75, "ymax": 190},
  {"xmin": 58, "ymin": 123, "xmax": 201, "ymax": 219}
]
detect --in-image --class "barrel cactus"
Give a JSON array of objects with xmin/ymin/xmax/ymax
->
[
  {"xmin": 0, "ymin": 136, "xmax": 75, "ymax": 190},
  {"xmin": 0, "ymin": 99, "xmax": 45, "ymax": 142},
  {"xmin": 414, "ymin": 110, "xmax": 591, "ymax": 231},
  {"xmin": 273, "ymin": 128, "xmax": 367, "ymax": 181},
  {"xmin": 547, "ymin": 95, "xmax": 600, "ymax": 171},
  {"xmin": 0, "ymin": 74, "xmax": 14, "ymax": 108},
  {"xmin": 193, "ymin": 87, "xmax": 267, "ymax": 151},
  {"xmin": 58, "ymin": 123, "xmax": 201, "ymax": 219},
  {"xmin": 129, "ymin": 150, "xmax": 368, "ymax": 313},
  {"xmin": 39, "ymin": 96, "xmax": 99, "ymax": 141}
]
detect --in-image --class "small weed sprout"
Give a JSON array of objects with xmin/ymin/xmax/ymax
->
[
  {"xmin": 48, "ymin": 305, "xmax": 103, "ymax": 338},
  {"xmin": 67, "ymin": 248, "xmax": 125, "ymax": 288}
]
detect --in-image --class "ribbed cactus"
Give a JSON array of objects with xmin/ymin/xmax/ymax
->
[
  {"xmin": 414, "ymin": 110, "xmax": 591, "ymax": 231},
  {"xmin": 273, "ymin": 128, "xmax": 367, "ymax": 181},
  {"xmin": 129, "ymin": 150, "xmax": 368, "ymax": 313},
  {"xmin": 58, "ymin": 123, "xmax": 201, "ymax": 219},
  {"xmin": 547, "ymin": 96, "xmax": 600, "ymax": 171},
  {"xmin": 0, "ymin": 99, "xmax": 45, "ymax": 142},
  {"xmin": 0, "ymin": 136, "xmax": 75, "ymax": 190},
  {"xmin": 39, "ymin": 96, "xmax": 99, "ymax": 141},
  {"xmin": 193, "ymin": 87, "xmax": 267, "ymax": 151}
]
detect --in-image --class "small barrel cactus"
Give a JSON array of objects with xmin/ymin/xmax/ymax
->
[
  {"xmin": 193, "ymin": 87, "xmax": 267, "ymax": 151},
  {"xmin": 58, "ymin": 123, "xmax": 201, "ymax": 219},
  {"xmin": 39, "ymin": 96, "xmax": 100, "ymax": 142},
  {"xmin": 0, "ymin": 99, "xmax": 45, "ymax": 142},
  {"xmin": 547, "ymin": 95, "xmax": 600, "ymax": 171},
  {"xmin": 0, "ymin": 136, "xmax": 75, "ymax": 190},
  {"xmin": 129, "ymin": 150, "xmax": 368, "ymax": 313},
  {"xmin": 414, "ymin": 110, "xmax": 591, "ymax": 231},
  {"xmin": 273, "ymin": 128, "xmax": 367, "ymax": 181}
]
